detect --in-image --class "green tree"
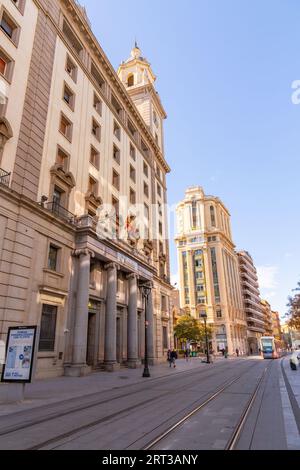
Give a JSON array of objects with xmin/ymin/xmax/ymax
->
[
  {"xmin": 174, "ymin": 315, "xmax": 213, "ymax": 344},
  {"xmin": 287, "ymin": 281, "xmax": 300, "ymax": 330}
]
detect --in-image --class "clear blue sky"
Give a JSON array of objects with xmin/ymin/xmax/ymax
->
[{"xmin": 83, "ymin": 0, "xmax": 300, "ymax": 318}]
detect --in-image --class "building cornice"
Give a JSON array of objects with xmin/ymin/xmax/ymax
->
[{"xmin": 35, "ymin": 0, "xmax": 170, "ymax": 173}]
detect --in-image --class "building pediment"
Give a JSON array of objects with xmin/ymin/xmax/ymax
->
[{"xmin": 50, "ymin": 164, "xmax": 76, "ymax": 189}]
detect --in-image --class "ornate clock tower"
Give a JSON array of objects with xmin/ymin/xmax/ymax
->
[{"xmin": 117, "ymin": 43, "xmax": 167, "ymax": 152}]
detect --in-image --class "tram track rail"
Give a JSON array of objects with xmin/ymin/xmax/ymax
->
[
  {"xmin": 0, "ymin": 359, "xmax": 248, "ymax": 440},
  {"xmin": 143, "ymin": 360, "xmax": 273, "ymax": 451},
  {"xmin": 22, "ymin": 361, "xmax": 259, "ymax": 450}
]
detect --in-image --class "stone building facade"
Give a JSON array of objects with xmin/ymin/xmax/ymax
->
[
  {"xmin": 175, "ymin": 187, "xmax": 247, "ymax": 355},
  {"xmin": 237, "ymin": 251, "xmax": 265, "ymax": 354},
  {"xmin": 0, "ymin": 0, "xmax": 173, "ymax": 378}
]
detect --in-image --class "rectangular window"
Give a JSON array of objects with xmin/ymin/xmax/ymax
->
[
  {"xmin": 112, "ymin": 169, "xmax": 120, "ymax": 191},
  {"xmin": 39, "ymin": 305, "xmax": 57, "ymax": 352},
  {"xmin": 157, "ymin": 183, "xmax": 162, "ymax": 198},
  {"xmin": 62, "ymin": 19, "xmax": 83, "ymax": 58},
  {"xmin": 11, "ymin": 0, "xmax": 26, "ymax": 15},
  {"xmin": 130, "ymin": 164, "xmax": 136, "ymax": 183},
  {"xmin": 63, "ymin": 83, "xmax": 75, "ymax": 110},
  {"xmin": 113, "ymin": 144, "xmax": 120, "ymax": 164},
  {"xmin": 65, "ymin": 54, "xmax": 77, "ymax": 82},
  {"xmin": 59, "ymin": 113, "xmax": 73, "ymax": 141},
  {"xmin": 0, "ymin": 47, "xmax": 14, "ymax": 82},
  {"xmin": 56, "ymin": 146, "xmax": 69, "ymax": 171},
  {"xmin": 113, "ymin": 121, "xmax": 121, "ymax": 140},
  {"xmin": 159, "ymin": 221, "xmax": 163, "ymax": 236},
  {"xmin": 130, "ymin": 188, "xmax": 136, "ymax": 205},
  {"xmin": 0, "ymin": 10, "xmax": 19, "ymax": 45},
  {"xmin": 91, "ymin": 61, "xmax": 105, "ymax": 92},
  {"xmin": 162, "ymin": 326, "xmax": 168, "ymax": 349},
  {"xmin": 48, "ymin": 244, "xmax": 59, "ymax": 271},
  {"xmin": 130, "ymin": 143, "xmax": 136, "ymax": 161},
  {"xmin": 143, "ymin": 161, "xmax": 149, "ymax": 178},
  {"xmin": 141, "ymin": 139, "xmax": 150, "ymax": 157},
  {"xmin": 93, "ymin": 93, "xmax": 102, "ymax": 115},
  {"xmin": 92, "ymin": 118, "xmax": 101, "ymax": 141},
  {"xmin": 111, "ymin": 94, "xmax": 122, "ymax": 117},
  {"xmin": 53, "ymin": 186, "xmax": 64, "ymax": 207},
  {"xmin": 128, "ymin": 119, "xmax": 137, "ymax": 140},
  {"xmin": 144, "ymin": 182, "xmax": 149, "ymax": 198},
  {"xmin": 88, "ymin": 175, "xmax": 98, "ymax": 195},
  {"xmin": 90, "ymin": 146, "xmax": 100, "ymax": 169},
  {"xmin": 216, "ymin": 309, "xmax": 222, "ymax": 319}
]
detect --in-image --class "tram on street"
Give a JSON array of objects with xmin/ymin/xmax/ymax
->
[{"xmin": 260, "ymin": 336, "xmax": 284, "ymax": 359}]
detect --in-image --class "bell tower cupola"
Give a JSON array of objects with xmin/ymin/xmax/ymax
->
[{"xmin": 118, "ymin": 43, "xmax": 167, "ymax": 150}]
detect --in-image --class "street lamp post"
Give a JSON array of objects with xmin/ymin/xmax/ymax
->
[
  {"xmin": 200, "ymin": 312, "xmax": 210, "ymax": 364},
  {"xmin": 141, "ymin": 284, "xmax": 152, "ymax": 378}
]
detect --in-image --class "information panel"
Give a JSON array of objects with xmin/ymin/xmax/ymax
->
[{"xmin": 1, "ymin": 326, "xmax": 37, "ymax": 383}]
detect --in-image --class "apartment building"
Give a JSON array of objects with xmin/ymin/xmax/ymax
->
[
  {"xmin": 0, "ymin": 0, "xmax": 173, "ymax": 378},
  {"xmin": 237, "ymin": 251, "xmax": 265, "ymax": 354},
  {"xmin": 175, "ymin": 187, "xmax": 247, "ymax": 355}
]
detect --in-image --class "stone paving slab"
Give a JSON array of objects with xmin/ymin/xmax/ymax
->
[{"xmin": 0, "ymin": 357, "xmax": 229, "ymax": 415}]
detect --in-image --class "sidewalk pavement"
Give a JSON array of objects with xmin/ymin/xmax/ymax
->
[
  {"xmin": 282, "ymin": 356, "xmax": 300, "ymax": 409},
  {"xmin": 0, "ymin": 357, "xmax": 228, "ymax": 415}
]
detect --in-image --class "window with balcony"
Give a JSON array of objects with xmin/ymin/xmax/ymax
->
[
  {"xmin": 0, "ymin": 47, "xmax": 14, "ymax": 82},
  {"xmin": 90, "ymin": 146, "xmax": 100, "ymax": 169},
  {"xmin": 62, "ymin": 19, "xmax": 83, "ymax": 58},
  {"xmin": 113, "ymin": 144, "xmax": 120, "ymax": 164},
  {"xmin": 59, "ymin": 113, "xmax": 73, "ymax": 142},
  {"xmin": 63, "ymin": 83, "xmax": 75, "ymax": 111},
  {"xmin": 112, "ymin": 169, "xmax": 120, "ymax": 191},
  {"xmin": 113, "ymin": 121, "xmax": 121, "ymax": 140},
  {"xmin": 65, "ymin": 54, "xmax": 77, "ymax": 82},
  {"xmin": 92, "ymin": 118, "xmax": 101, "ymax": 141},
  {"xmin": 93, "ymin": 93, "xmax": 102, "ymax": 115},
  {"xmin": 162, "ymin": 326, "xmax": 168, "ymax": 349},
  {"xmin": 0, "ymin": 10, "xmax": 20, "ymax": 46}
]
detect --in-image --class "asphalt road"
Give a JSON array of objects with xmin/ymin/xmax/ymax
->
[{"xmin": 0, "ymin": 357, "xmax": 299, "ymax": 450}]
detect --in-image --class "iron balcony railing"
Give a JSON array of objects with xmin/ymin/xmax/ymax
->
[
  {"xmin": 44, "ymin": 201, "xmax": 76, "ymax": 225},
  {"xmin": 0, "ymin": 168, "xmax": 11, "ymax": 187}
]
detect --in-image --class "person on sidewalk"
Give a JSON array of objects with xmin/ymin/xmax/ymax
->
[
  {"xmin": 170, "ymin": 349, "xmax": 178, "ymax": 368},
  {"xmin": 236, "ymin": 348, "xmax": 240, "ymax": 357},
  {"xmin": 184, "ymin": 349, "xmax": 190, "ymax": 362},
  {"xmin": 167, "ymin": 349, "xmax": 172, "ymax": 367}
]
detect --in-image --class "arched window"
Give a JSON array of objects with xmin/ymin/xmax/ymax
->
[
  {"xmin": 127, "ymin": 74, "xmax": 134, "ymax": 87},
  {"xmin": 210, "ymin": 205, "xmax": 216, "ymax": 227}
]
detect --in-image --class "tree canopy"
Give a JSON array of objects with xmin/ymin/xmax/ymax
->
[
  {"xmin": 287, "ymin": 281, "xmax": 300, "ymax": 330},
  {"xmin": 174, "ymin": 315, "xmax": 213, "ymax": 344}
]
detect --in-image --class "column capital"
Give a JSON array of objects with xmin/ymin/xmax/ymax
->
[
  {"xmin": 104, "ymin": 262, "xmax": 120, "ymax": 271},
  {"xmin": 139, "ymin": 280, "xmax": 154, "ymax": 290},
  {"xmin": 72, "ymin": 249, "xmax": 95, "ymax": 259},
  {"xmin": 126, "ymin": 273, "xmax": 139, "ymax": 281}
]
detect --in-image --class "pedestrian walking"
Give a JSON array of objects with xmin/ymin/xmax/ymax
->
[
  {"xmin": 236, "ymin": 348, "xmax": 240, "ymax": 357},
  {"xmin": 167, "ymin": 349, "xmax": 172, "ymax": 367},
  {"xmin": 184, "ymin": 349, "xmax": 190, "ymax": 362},
  {"xmin": 170, "ymin": 349, "xmax": 178, "ymax": 368}
]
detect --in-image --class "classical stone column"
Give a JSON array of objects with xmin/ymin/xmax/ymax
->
[
  {"xmin": 104, "ymin": 263, "xmax": 119, "ymax": 371},
  {"xmin": 65, "ymin": 249, "xmax": 93, "ymax": 377},
  {"xmin": 127, "ymin": 274, "xmax": 139, "ymax": 368},
  {"xmin": 145, "ymin": 286, "xmax": 155, "ymax": 365}
]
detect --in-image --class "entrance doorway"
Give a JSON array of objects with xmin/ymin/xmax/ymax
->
[{"xmin": 86, "ymin": 312, "xmax": 96, "ymax": 366}]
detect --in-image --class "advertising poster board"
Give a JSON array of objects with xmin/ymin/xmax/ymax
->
[{"xmin": 1, "ymin": 326, "xmax": 37, "ymax": 384}]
